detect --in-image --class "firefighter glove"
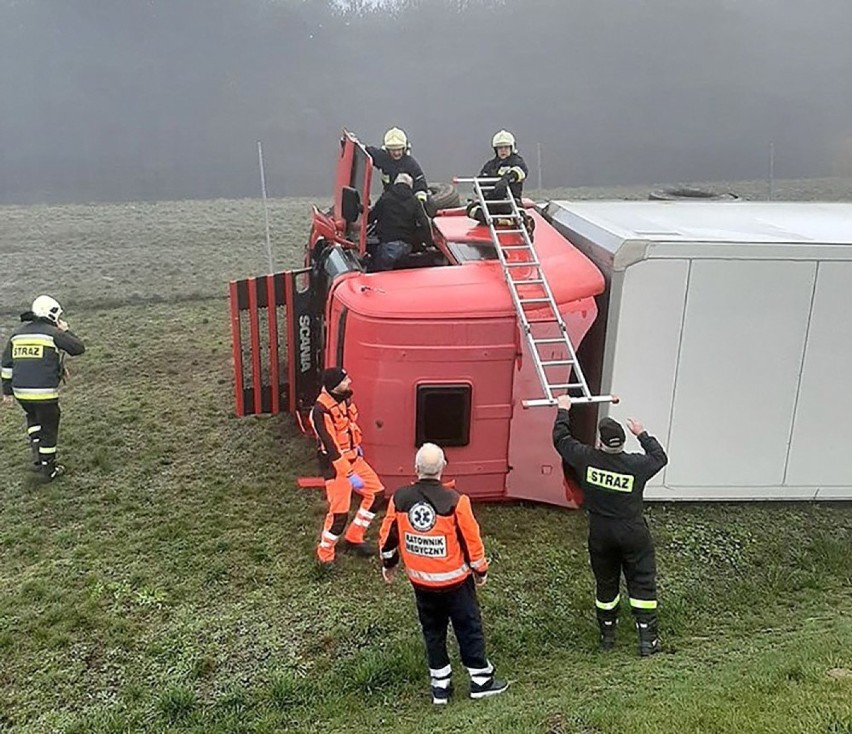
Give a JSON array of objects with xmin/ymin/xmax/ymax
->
[{"xmin": 492, "ymin": 178, "xmax": 508, "ymax": 198}]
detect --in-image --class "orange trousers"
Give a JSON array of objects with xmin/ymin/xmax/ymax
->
[{"xmin": 317, "ymin": 455, "xmax": 384, "ymax": 563}]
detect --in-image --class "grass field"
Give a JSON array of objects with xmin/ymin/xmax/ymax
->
[{"xmin": 1, "ymin": 179, "xmax": 851, "ymax": 733}]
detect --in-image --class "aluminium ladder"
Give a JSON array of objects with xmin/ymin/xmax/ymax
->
[{"xmin": 455, "ymin": 176, "xmax": 618, "ymax": 408}]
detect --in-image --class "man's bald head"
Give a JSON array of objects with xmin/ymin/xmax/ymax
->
[{"xmin": 415, "ymin": 443, "xmax": 447, "ymax": 479}]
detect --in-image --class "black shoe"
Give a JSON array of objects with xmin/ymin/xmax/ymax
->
[
  {"xmin": 431, "ymin": 683, "xmax": 453, "ymax": 705},
  {"xmin": 469, "ymin": 678, "xmax": 510, "ymax": 700},
  {"xmin": 636, "ymin": 619, "xmax": 661, "ymax": 657},
  {"xmin": 342, "ymin": 540, "xmax": 376, "ymax": 557},
  {"xmin": 599, "ymin": 619, "xmax": 617, "ymax": 652},
  {"xmin": 42, "ymin": 464, "xmax": 65, "ymax": 482},
  {"xmin": 30, "ymin": 460, "xmax": 42, "ymax": 473}
]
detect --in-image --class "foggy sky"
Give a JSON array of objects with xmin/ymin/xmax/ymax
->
[{"xmin": 2, "ymin": 0, "xmax": 852, "ymax": 204}]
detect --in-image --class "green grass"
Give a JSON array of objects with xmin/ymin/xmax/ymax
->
[{"xmin": 1, "ymin": 183, "xmax": 852, "ymax": 732}]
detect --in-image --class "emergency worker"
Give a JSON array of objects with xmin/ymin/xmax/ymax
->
[
  {"xmin": 309, "ymin": 367, "xmax": 385, "ymax": 563},
  {"xmin": 466, "ymin": 130, "xmax": 533, "ymax": 234},
  {"xmin": 365, "ymin": 127, "xmax": 430, "ymax": 206},
  {"xmin": 379, "ymin": 443, "xmax": 509, "ymax": 704},
  {"xmin": 367, "ymin": 173, "xmax": 434, "ymax": 272},
  {"xmin": 2, "ymin": 295, "xmax": 85, "ymax": 480},
  {"xmin": 552, "ymin": 395, "xmax": 668, "ymax": 656}
]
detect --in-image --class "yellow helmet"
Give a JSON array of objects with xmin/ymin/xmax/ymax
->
[
  {"xmin": 491, "ymin": 129, "xmax": 516, "ymax": 151},
  {"xmin": 383, "ymin": 127, "xmax": 409, "ymax": 151}
]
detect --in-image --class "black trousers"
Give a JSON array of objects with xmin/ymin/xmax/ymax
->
[
  {"xmin": 18, "ymin": 399, "xmax": 61, "ymax": 466},
  {"xmin": 414, "ymin": 575, "xmax": 488, "ymax": 671},
  {"xmin": 588, "ymin": 515, "xmax": 657, "ymax": 620}
]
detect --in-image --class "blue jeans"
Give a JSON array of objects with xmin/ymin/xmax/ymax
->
[{"xmin": 370, "ymin": 240, "xmax": 412, "ymax": 272}]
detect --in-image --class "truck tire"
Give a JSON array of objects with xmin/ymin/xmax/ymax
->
[
  {"xmin": 649, "ymin": 187, "xmax": 740, "ymax": 201},
  {"xmin": 428, "ymin": 182, "xmax": 461, "ymax": 210}
]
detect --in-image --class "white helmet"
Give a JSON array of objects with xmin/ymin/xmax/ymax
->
[
  {"xmin": 32, "ymin": 295, "xmax": 63, "ymax": 324},
  {"xmin": 492, "ymin": 129, "xmax": 516, "ymax": 151},
  {"xmin": 383, "ymin": 127, "xmax": 409, "ymax": 151}
]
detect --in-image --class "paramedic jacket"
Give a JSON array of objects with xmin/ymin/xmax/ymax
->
[
  {"xmin": 379, "ymin": 479, "xmax": 488, "ymax": 590},
  {"xmin": 365, "ymin": 146, "xmax": 429, "ymax": 199},
  {"xmin": 552, "ymin": 409, "xmax": 668, "ymax": 521},
  {"xmin": 310, "ymin": 387, "xmax": 362, "ymax": 481},
  {"xmin": 1, "ymin": 317, "xmax": 86, "ymax": 401},
  {"xmin": 479, "ymin": 152, "xmax": 529, "ymax": 201}
]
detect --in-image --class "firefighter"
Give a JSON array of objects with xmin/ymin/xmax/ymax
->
[
  {"xmin": 367, "ymin": 173, "xmax": 434, "ymax": 272},
  {"xmin": 309, "ymin": 367, "xmax": 385, "ymax": 563},
  {"xmin": 1, "ymin": 295, "xmax": 85, "ymax": 481},
  {"xmin": 466, "ymin": 129, "xmax": 533, "ymax": 235},
  {"xmin": 365, "ymin": 127, "xmax": 430, "ymax": 207},
  {"xmin": 379, "ymin": 443, "xmax": 509, "ymax": 704},
  {"xmin": 552, "ymin": 395, "xmax": 668, "ymax": 656}
]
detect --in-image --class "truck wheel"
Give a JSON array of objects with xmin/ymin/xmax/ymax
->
[
  {"xmin": 649, "ymin": 187, "xmax": 740, "ymax": 201},
  {"xmin": 428, "ymin": 182, "xmax": 461, "ymax": 210}
]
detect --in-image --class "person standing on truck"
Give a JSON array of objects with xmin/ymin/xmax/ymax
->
[
  {"xmin": 367, "ymin": 173, "xmax": 434, "ymax": 272},
  {"xmin": 466, "ymin": 129, "xmax": 534, "ymax": 235},
  {"xmin": 2, "ymin": 295, "xmax": 86, "ymax": 481},
  {"xmin": 309, "ymin": 367, "xmax": 385, "ymax": 563},
  {"xmin": 552, "ymin": 395, "xmax": 668, "ymax": 656},
  {"xmin": 379, "ymin": 443, "xmax": 509, "ymax": 704},
  {"xmin": 365, "ymin": 127, "xmax": 430, "ymax": 207}
]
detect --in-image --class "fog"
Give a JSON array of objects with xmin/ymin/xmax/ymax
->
[{"xmin": 2, "ymin": 0, "xmax": 851, "ymax": 204}]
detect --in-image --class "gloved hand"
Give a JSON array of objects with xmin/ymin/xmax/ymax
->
[
  {"xmin": 492, "ymin": 178, "xmax": 508, "ymax": 198},
  {"xmin": 348, "ymin": 473, "xmax": 365, "ymax": 490}
]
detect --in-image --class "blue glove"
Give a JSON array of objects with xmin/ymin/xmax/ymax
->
[{"xmin": 349, "ymin": 473, "xmax": 365, "ymax": 490}]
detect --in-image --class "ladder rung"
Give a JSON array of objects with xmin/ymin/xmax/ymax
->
[
  {"xmin": 531, "ymin": 337, "xmax": 564, "ymax": 344},
  {"xmin": 495, "ymin": 229, "xmax": 525, "ymax": 234},
  {"xmin": 500, "ymin": 245, "xmax": 532, "ymax": 250},
  {"xmin": 541, "ymin": 360, "xmax": 575, "ymax": 366},
  {"xmin": 505, "ymin": 261, "xmax": 540, "ymax": 268},
  {"xmin": 548, "ymin": 383, "xmax": 585, "ymax": 389},
  {"xmin": 519, "ymin": 298, "xmax": 550, "ymax": 304},
  {"xmin": 513, "ymin": 278, "xmax": 544, "ymax": 285}
]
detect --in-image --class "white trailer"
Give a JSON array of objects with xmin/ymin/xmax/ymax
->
[{"xmin": 545, "ymin": 201, "xmax": 852, "ymax": 501}]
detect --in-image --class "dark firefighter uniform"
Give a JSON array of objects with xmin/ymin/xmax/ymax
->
[
  {"xmin": 2, "ymin": 314, "xmax": 85, "ymax": 479},
  {"xmin": 553, "ymin": 410, "xmax": 668, "ymax": 655},
  {"xmin": 365, "ymin": 145, "xmax": 429, "ymax": 203},
  {"xmin": 466, "ymin": 151, "xmax": 530, "ymax": 225},
  {"xmin": 308, "ymin": 368, "xmax": 384, "ymax": 563},
  {"xmin": 367, "ymin": 180, "xmax": 434, "ymax": 272},
  {"xmin": 379, "ymin": 478, "xmax": 506, "ymax": 703}
]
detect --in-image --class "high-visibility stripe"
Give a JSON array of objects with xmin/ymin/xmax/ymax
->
[
  {"xmin": 0, "ymin": 367, "xmax": 12, "ymax": 379},
  {"xmin": 27, "ymin": 425, "xmax": 41, "ymax": 435},
  {"xmin": 39, "ymin": 446, "xmax": 57, "ymax": 455},
  {"xmin": 357, "ymin": 510, "xmax": 376, "ymax": 521},
  {"xmin": 381, "ymin": 549, "xmax": 397, "ymax": 559},
  {"xmin": 352, "ymin": 518, "xmax": 370, "ymax": 528},
  {"xmin": 596, "ymin": 594, "xmax": 621, "ymax": 611},
  {"xmin": 629, "ymin": 597, "xmax": 658, "ymax": 610},
  {"xmin": 406, "ymin": 564, "xmax": 470, "ymax": 584},
  {"xmin": 509, "ymin": 166, "xmax": 526, "ymax": 181},
  {"xmin": 467, "ymin": 661, "xmax": 494, "ymax": 685},
  {"xmin": 470, "ymin": 558, "xmax": 487, "ymax": 570},
  {"xmin": 11, "ymin": 334, "xmax": 56, "ymax": 348},
  {"xmin": 430, "ymin": 664, "xmax": 452, "ymax": 678},
  {"xmin": 13, "ymin": 388, "xmax": 59, "ymax": 400}
]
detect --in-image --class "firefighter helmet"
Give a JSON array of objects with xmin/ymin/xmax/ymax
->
[
  {"xmin": 31, "ymin": 295, "xmax": 63, "ymax": 324},
  {"xmin": 492, "ymin": 129, "xmax": 516, "ymax": 151},
  {"xmin": 383, "ymin": 127, "xmax": 409, "ymax": 151}
]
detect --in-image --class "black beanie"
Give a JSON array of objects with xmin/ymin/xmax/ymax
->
[
  {"xmin": 322, "ymin": 367, "xmax": 348, "ymax": 392},
  {"xmin": 598, "ymin": 417, "xmax": 626, "ymax": 448}
]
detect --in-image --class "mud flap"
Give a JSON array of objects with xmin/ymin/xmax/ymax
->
[{"xmin": 228, "ymin": 268, "xmax": 320, "ymax": 417}]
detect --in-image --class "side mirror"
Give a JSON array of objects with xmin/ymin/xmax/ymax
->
[{"xmin": 341, "ymin": 186, "xmax": 362, "ymax": 224}]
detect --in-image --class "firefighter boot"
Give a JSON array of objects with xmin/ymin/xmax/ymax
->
[
  {"xmin": 29, "ymin": 440, "xmax": 42, "ymax": 472},
  {"xmin": 598, "ymin": 617, "xmax": 618, "ymax": 652},
  {"xmin": 41, "ymin": 461, "xmax": 66, "ymax": 482},
  {"xmin": 520, "ymin": 210, "xmax": 535, "ymax": 241},
  {"xmin": 636, "ymin": 616, "xmax": 661, "ymax": 657}
]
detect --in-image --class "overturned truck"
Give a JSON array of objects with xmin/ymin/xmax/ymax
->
[{"xmin": 230, "ymin": 133, "xmax": 852, "ymax": 504}]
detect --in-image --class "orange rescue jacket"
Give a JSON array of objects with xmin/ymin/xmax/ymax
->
[
  {"xmin": 309, "ymin": 388, "xmax": 364, "ymax": 479},
  {"xmin": 379, "ymin": 479, "xmax": 488, "ymax": 589}
]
